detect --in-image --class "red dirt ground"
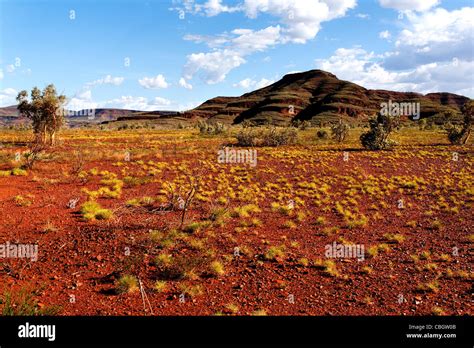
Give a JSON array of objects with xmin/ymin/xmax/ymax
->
[{"xmin": 0, "ymin": 132, "xmax": 472, "ymax": 316}]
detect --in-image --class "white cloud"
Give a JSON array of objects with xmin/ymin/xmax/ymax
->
[
  {"xmin": 198, "ymin": 0, "xmax": 240, "ymax": 16},
  {"xmin": 0, "ymin": 88, "xmax": 17, "ymax": 106},
  {"xmin": 385, "ymin": 7, "xmax": 474, "ymax": 69},
  {"xmin": 184, "ymin": 50, "xmax": 247, "ymax": 84},
  {"xmin": 180, "ymin": 0, "xmax": 357, "ymax": 83},
  {"xmin": 378, "ymin": 0, "xmax": 440, "ymax": 12},
  {"xmin": 396, "ymin": 8, "xmax": 473, "ymax": 47},
  {"xmin": 103, "ymin": 96, "xmax": 151, "ymax": 110},
  {"xmin": 316, "ymin": 47, "xmax": 474, "ymax": 97},
  {"xmin": 86, "ymin": 74, "xmax": 124, "ymax": 87},
  {"xmin": 231, "ymin": 26, "xmax": 282, "ymax": 54},
  {"xmin": 178, "ymin": 0, "xmax": 357, "ymax": 43},
  {"xmin": 242, "ymin": 0, "xmax": 357, "ymax": 44},
  {"xmin": 66, "ymin": 91, "xmax": 178, "ymax": 112},
  {"xmin": 179, "ymin": 77, "xmax": 193, "ymax": 90},
  {"xmin": 102, "ymin": 95, "xmax": 172, "ymax": 110},
  {"xmin": 233, "ymin": 78, "xmax": 254, "ymax": 89},
  {"xmin": 286, "ymin": 70, "xmax": 303, "ymax": 75},
  {"xmin": 151, "ymin": 96, "xmax": 172, "ymax": 106},
  {"xmin": 176, "ymin": 0, "xmax": 241, "ymax": 16},
  {"xmin": 255, "ymin": 77, "xmax": 274, "ymax": 89},
  {"xmin": 183, "ymin": 34, "xmax": 230, "ymax": 48},
  {"xmin": 6, "ymin": 64, "xmax": 15, "ymax": 73},
  {"xmin": 233, "ymin": 77, "xmax": 274, "ymax": 90},
  {"xmin": 75, "ymin": 90, "xmax": 92, "ymax": 100},
  {"xmin": 0, "ymin": 69, "xmax": 3, "ymax": 80},
  {"xmin": 379, "ymin": 30, "xmax": 391, "ymax": 39},
  {"xmin": 183, "ymin": 26, "xmax": 280, "ymax": 84},
  {"xmin": 138, "ymin": 74, "xmax": 169, "ymax": 89},
  {"xmin": 356, "ymin": 13, "xmax": 370, "ymax": 19},
  {"xmin": 67, "ymin": 89, "xmax": 98, "ymax": 111}
]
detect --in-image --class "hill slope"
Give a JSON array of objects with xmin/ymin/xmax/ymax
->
[{"xmin": 185, "ymin": 69, "xmax": 470, "ymax": 125}]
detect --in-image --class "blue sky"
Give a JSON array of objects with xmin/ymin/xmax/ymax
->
[{"xmin": 0, "ymin": 0, "xmax": 472, "ymax": 110}]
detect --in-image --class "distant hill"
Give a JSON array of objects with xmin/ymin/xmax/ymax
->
[
  {"xmin": 0, "ymin": 105, "xmax": 18, "ymax": 117},
  {"xmin": 184, "ymin": 69, "xmax": 470, "ymax": 125},
  {"xmin": 1, "ymin": 69, "xmax": 470, "ymax": 127},
  {"xmin": 0, "ymin": 106, "xmax": 178, "ymax": 126}
]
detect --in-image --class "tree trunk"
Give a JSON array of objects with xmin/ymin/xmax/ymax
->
[
  {"xmin": 461, "ymin": 128, "xmax": 471, "ymax": 145},
  {"xmin": 50, "ymin": 131, "xmax": 56, "ymax": 146},
  {"xmin": 41, "ymin": 128, "xmax": 47, "ymax": 145}
]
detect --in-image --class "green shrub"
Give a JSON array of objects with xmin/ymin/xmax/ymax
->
[
  {"xmin": 316, "ymin": 130, "xmax": 328, "ymax": 139},
  {"xmin": 360, "ymin": 113, "xmax": 399, "ymax": 150},
  {"xmin": 331, "ymin": 120, "xmax": 350, "ymax": 142},
  {"xmin": 236, "ymin": 127, "xmax": 297, "ymax": 147},
  {"xmin": 446, "ymin": 102, "xmax": 472, "ymax": 145},
  {"xmin": 198, "ymin": 120, "xmax": 226, "ymax": 135}
]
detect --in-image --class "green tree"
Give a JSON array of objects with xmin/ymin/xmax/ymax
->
[
  {"xmin": 360, "ymin": 113, "xmax": 400, "ymax": 150},
  {"xmin": 331, "ymin": 119, "xmax": 350, "ymax": 143},
  {"xmin": 16, "ymin": 84, "xmax": 66, "ymax": 145},
  {"xmin": 447, "ymin": 100, "xmax": 473, "ymax": 145}
]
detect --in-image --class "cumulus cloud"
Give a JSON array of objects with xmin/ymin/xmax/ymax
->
[
  {"xmin": 385, "ymin": 7, "xmax": 474, "ymax": 70},
  {"xmin": 184, "ymin": 50, "xmax": 246, "ymax": 84},
  {"xmin": 86, "ymin": 74, "xmax": 124, "ymax": 87},
  {"xmin": 315, "ymin": 47, "xmax": 474, "ymax": 97},
  {"xmin": 183, "ymin": 25, "xmax": 281, "ymax": 84},
  {"xmin": 378, "ymin": 0, "xmax": 439, "ymax": 12},
  {"xmin": 379, "ymin": 30, "xmax": 391, "ymax": 40},
  {"xmin": 180, "ymin": 0, "xmax": 356, "ymax": 83},
  {"xmin": 65, "ymin": 90, "xmax": 181, "ymax": 112},
  {"xmin": 6, "ymin": 64, "xmax": 15, "ymax": 73},
  {"xmin": 178, "ymin": 0, "xmax": 356, "ymax": 43},
  {"xmin": 233, "ymin": 77, "xmax": 275, "ymax": 90},
  {"xmin": 242, "ymin": 0, "xmax": 356, "ymax": 44},
  {"xmin": 0, "ymin": 69, "xmax": 3, "ymax": 80},
  {"xmin": 0, "ymin": 88, "xmax": 18, "ymax": 107},
  {"xmin": 138, "ymin": 74, "xmax": 169, "ymax": 89},
  {"xmin": 66, "ymin": 89, "xmax": 98, "ymax": 111},
  {"xmin": 197, "ymin": 0, "xmax": 241, "ymax": 16},
  {"xmin": 179, "ymin": 77, "xmax": 193, "ymax": 90},
  {"xmin": 102, "ymin": 95, "xmax": 172, "ymax": 110}
]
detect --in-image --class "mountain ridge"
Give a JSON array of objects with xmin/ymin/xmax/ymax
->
[
  {"xmin": 0, "ymin": 69, "xmax": 470, "ymax": 126},
  {"xmin": 185, "ymin": 69, "xmax": 470, "ymax": 125}
]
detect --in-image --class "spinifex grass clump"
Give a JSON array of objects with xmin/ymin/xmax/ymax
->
[
  {"xmin": 264, "ymin": 245, "xmax": 286, "ymax": 260},
  {"xmin": 115, "ymin": 275, "xmax": 139, "ymax": 294},
  {"xmin": 1, "ymin": 287, "xmax": 60, "ymax": 315},
  {"xmin": 80, "ymin": 201, "xmax": 113, "ymax": 221},
  {"xmin": 209, "ymin": 260, "xmax": 225, "ymax": 276},
  {"xmin": 11, "ymin": 168, "xmax": 28, "ymax": 176}
]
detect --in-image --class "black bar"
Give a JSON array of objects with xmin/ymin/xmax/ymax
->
[{"xmin": 0, "ymin": 316, "xmax": 472, "ymax": 346}]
